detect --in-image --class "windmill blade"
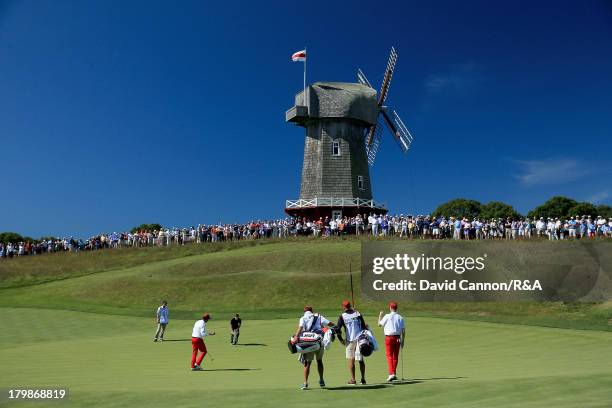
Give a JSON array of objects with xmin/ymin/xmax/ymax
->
[
  {"xmin": 357, "ymin": 69, "xmax": 373, "ymax": 88},
  {"xmin": 377, "ymin": 47, "xmax": 398, "ymax": 106},
  {"xmin": 392, "ymin": 110, "xmax": 414, "ymax": 152},
  {"xmin": 365, "ymin": 122, "xmax": 376, "ymax": 147},
  {"xmin": 381, "ymin": 109, "xmax": 413, "ymax": 153},
  {"xmin": 365, "ymin": 124, "xmax": 383, "ymax": 165}
]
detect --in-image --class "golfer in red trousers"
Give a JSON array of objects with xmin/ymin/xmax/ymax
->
[
  {"xmin": 378, "ymin": 301, "xmax": 405, "ymax": 382},
  {"xmin": 191, "ymin": 313, "xmax": 215, "ymax": 371}
]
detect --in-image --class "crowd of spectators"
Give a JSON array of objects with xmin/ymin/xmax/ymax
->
[{"xmin": 1, "ymin": 214, "xmax": 611, "ymax": 259}]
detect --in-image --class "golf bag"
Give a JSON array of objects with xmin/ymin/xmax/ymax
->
[
  {"xmin": 357, "ymin": 329, "xmax": 378, "ymax": 357},
  {"xmin": 288, "ymin": 331, "xmax": 323, "ymax": 354},
  {"xmin": 287, "ymin": 314, "xmax": 324, "ymax": 354}
]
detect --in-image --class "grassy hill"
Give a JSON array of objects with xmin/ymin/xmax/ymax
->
[
  {"xmin": 1, "ymin": 238, "xmax": 611, "ymax": 408},
  {"xmin": 1, "ymin": 238, "xmax": 610, "ymax": 330}
]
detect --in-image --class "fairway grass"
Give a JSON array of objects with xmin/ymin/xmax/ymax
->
[{"xmin": 2, "ymin": 308, "xmax": 611, "ymax": 407}]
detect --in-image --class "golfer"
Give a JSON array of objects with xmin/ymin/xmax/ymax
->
[
  {"xmin": 378, "ymin": 301, "xmax": 405, "ymax": 382},
  {"xmin": 336, "ymin": 300, "xmax": 368, "ymax": 385},
  {"xmin": 153, "ymin": 300, "xmax": 169, "ymax": 342},
  {"xmin": 191, "ymin": 313, "xmax": 215, "ymax": 371},
  {"xmin": 292, "ymin": 306, "xmax": 335, "ymax": 390},
  {"xmin": 230, "ymin": 313, "xmax": 242, "ymax": 345}
]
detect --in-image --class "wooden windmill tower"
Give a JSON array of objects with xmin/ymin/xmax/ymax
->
[{"xmin": 285, "ymin": 47, "xmax": 414, "ymax": 220}]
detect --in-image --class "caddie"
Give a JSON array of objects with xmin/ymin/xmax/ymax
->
[
  {"xmin": 292, "ymin": 306, "xmax": 335, "ymax": 390},
  {"xmin": 336, "ymin": 300, "xmax": 368, "ymax": 385}
]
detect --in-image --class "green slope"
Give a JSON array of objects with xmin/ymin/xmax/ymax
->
[
  {"xmin": 1, "ymin": 308, "xmax": 611, "ymax": 408},
  {"xmin": 0, "ymin": 239, "xmax": 610, "ymax": 329},
  {"xmin": 2, "ymin": 240, "xmax": 611, "ymax": 407}
]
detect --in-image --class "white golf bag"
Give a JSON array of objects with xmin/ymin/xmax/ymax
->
[
  {"xmin": 357, "ymin": 329, "xmax": 379, "ymax": 357},
  {"xmin": 288, "ymin": 313, "xmax": 327, "ymax": 354},
  {"xmin": 289, "ymin": 331, "xmax": 323, "ymax": 354}
]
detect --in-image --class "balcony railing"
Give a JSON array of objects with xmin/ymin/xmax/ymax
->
[{"xmin": 285, "ymin": 197, "xmax": 386, "ymax": 209}]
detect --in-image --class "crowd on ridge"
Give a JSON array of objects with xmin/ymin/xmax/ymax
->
[{"xmin": 1, "ymin": 213, "xmax": 611, "ymax": 259}]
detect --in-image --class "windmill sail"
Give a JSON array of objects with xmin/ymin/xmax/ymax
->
[
  {"xmin": 381, "ymin": 109, "xmax": 413, "ymax": 153},
  {"xmin": 365, "ymin": 123, "xmax": 383, "ymax": 165},
  {"xmin": 362, "ymin": 46, "xmax": 414, "ymax": 166},
  {"xmin": 357, "ymin": 69, "xmax": 373, "ymax": 88},
  {"xmin": 378, "ymin": 47, "xmax": 398, "ymax": 106}
]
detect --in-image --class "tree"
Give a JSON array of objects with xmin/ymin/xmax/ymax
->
[
  {"xmin": 596, "ymin": 204, "xmax": 612, "ymax": 219},
  {"xmin": 432, "ymin": 198, "xmax": 482, "ymax": 219},
  {"xmin": 480, "ymin": 201, "xmax": 521, "ymax": 220},
  {"xmin": 567, "ymin": 202, "xmax": 598, "ymax": 218},
  {"xmin": 527, "ymin": 196, "xmax": 577, "ymax": 219},
  {"xmin": 130, "ymin": 223, "xmax": 163, "ymax": 233},
  {"xmin": 0, "ymin": 232, "xmax": 25, "ymax": 243}
]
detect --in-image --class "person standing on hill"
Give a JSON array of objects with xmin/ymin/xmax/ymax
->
[
  {"xmin": 153, "ymin": 300, "xmax": 169, "ymax": 342},
  {"xmin": 191, "ymin": 314, "xmax": 215, "ymax": 371},
  {"xmin": 378, "ymin": 301, "xmax": 405, "ymax": 382},
  {"xmin": 230, "ymin": 313, "xmax": 242, "ymax": 345},
  {"xmin": 336, "ymin": 300, "xmax": 368, "ymax": 385}
]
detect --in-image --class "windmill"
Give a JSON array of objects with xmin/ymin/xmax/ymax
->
[
  {"xmin": 358, "ymin": 47, "xmax": 414, "ymax": 165},
  {"xmin": 284, "ymin": 47, "xmax": 415, "ymax": 221}
]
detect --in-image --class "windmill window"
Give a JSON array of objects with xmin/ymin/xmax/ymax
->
[
  {"xmin": 331, "ymin": 140, "xmax": 341, "ymax": 156},
  {"xmin": 358, "ymin": 175, "xmax": 364, "ymax": 190}
]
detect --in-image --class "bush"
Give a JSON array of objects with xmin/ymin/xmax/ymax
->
[
  {"xmin": 567, "ymin": 202, "xmax": 598, "ymax": 218},
  {"xmin": 481, "ymin": 201, "xmax": 521, "ymax": 220},
  {"xmin": 596, "ymin": 205, "xmax": 612, "ymax": 219},
  {"xmin": 432, "ymin": 198, "xmax": 483, "ymax": 219},
  {"xmin": 130, "ymin": 223, "xmax": 163, "ymax": 233},
  {"xmin": 0, "ymin": 232, "xmax": 26, "ymax": 243},
  {"xmin": 527, "ymin": 196, "xmax": 578, "ymax": 219}
]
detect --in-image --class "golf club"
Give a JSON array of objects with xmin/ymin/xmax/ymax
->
[{"xmin": 400, "ymin": 342, "xmax": 404, "ymax": 380}]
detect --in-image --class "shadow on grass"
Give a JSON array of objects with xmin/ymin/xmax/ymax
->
[
  {"xmin": 326, "ymin": 377, "xmax": 466, "ymax": 390},
  {"xmin": 385, "ymin": 380, "xmax": 423, "ymax": 386},
  {"xmin": 234, "ymin": 343, "xmax": 268, "ymax": 347},
  {"xmin": 199, "ymin": 368, "xmax": 262, "ymax": 372},
  {"xmin": 160, "ymin": 339, "xmax": 190, "ymax": 342},
  {"xmin": 326, "ymin": 384, "xmax": 389, "ymax": 391},
  {"xmin": 389, "ymin": 377, "xmax": 466, "ymax": 386}
]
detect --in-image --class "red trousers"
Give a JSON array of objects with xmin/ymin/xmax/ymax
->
[
  {"xmin": 385, "ymin": 335, "xmax": 401, "ymax": 375},
  {"xmin": 191, "ymin": 337, "xmax": 207, "ymax": 368}
]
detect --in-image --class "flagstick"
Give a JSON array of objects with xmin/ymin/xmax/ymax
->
[{"xmin": 349, "ymin": 262, "xmax": 355, "ymax": 308}]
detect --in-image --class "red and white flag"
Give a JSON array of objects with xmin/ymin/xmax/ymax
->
[{"xmin": 291, "ymin": 49, "xmax": 306, "ymax": 62}]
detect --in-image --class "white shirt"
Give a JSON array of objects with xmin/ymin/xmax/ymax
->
[
  {"xmin": 378, "ymin": 311, "xmax": 405, "ymax": 336},
  {"xmin": 192, "ymin": 319, "xmax": 208, "ymax": 338},
  {"xmin": 299, "ymin": 311, "xmax": 330, "ymax": 331}
]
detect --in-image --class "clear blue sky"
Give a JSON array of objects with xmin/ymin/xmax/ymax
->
[{"xmin": 1, "ymin": 0, "xmax": 611, "ymax": 237}]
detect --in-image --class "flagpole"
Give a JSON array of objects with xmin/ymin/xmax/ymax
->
[{"xmin": 303, "ymin": 47, "xmax": 307, "ymax": 106}]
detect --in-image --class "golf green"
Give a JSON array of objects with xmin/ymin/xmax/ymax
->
[{"xmin": 2, "ymin": 308, "xmax": 611, "ymax": 407}]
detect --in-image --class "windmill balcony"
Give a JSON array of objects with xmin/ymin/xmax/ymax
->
[
  {"xmin": 286, "ymin": 105, "xmax": 309, "ymax": 125},
  {"xmin": 284, "ymin": 197, "xmax": 387, "ymax": 219},
  {"xmin": 285, "ymin": 197, "xmax": 384, "ymax": 209}
]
